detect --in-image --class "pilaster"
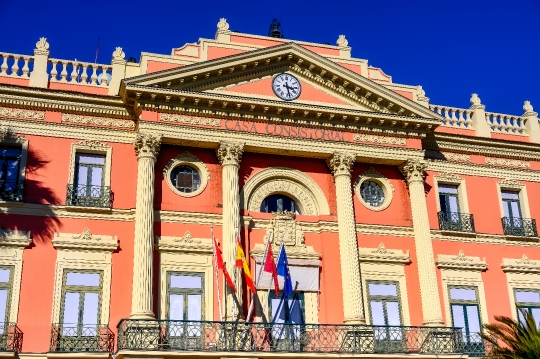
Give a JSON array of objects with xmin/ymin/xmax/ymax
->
[
  {"xmin": 523, "ymin": 101, "xmax": 540, "ymax": 144},
  {"xmin": 399, "ymin": 159, "xmax": 444, "ymax": 326},
  {"xmin": 108, "ymin": 47, "xmax": 127, "ymax": 96},
  {"xmin": 131, "ymin": 133, "xmax": 161, "ymax": 318},
  {"xmin": 29, "ymin": 37, "xmax": 49, "ymax": 88},
  {"xmin": 216, "ymin": 141, "xmax": 244, "ymax": 320},
  {"xmin": 327, "ymin": 152, "xmax": 365, "ymax": 324},
  {"xmin": 469, "ymin": 94, "xmax": 491, "ymax": 138}
]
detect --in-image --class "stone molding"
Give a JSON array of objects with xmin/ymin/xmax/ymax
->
[
  {"xmin": 0, "ymin": 227, "xmax": 31, "ymax": 247},
  {"xmin": 358, "ymin": 243, "xmax": 410, "ymax": 264},
  {"xmin": 0, "ymin": 106, "xmax": 45, "ymax": 120},
  {"xmin": 498, "ymin": 178, "xmax": 525, "ymax": 190},
  {"xmin": 436, "ymin": 250, "xmax": 487, "ymax": 271},
  {"xmin": 68, "ymin": 139, "xmax": 112, "ymax": 188},
  {"xmin": 502, "ymin": 254, "xmax": 540, "ymax": 273},
  {"xmin": 52, "ymin": 228, "xmax": 119, "ymax": 251},
  {"xmin": 157, "ymin": 231, "xmax": 213, "ymax": 254},
  {"xmin": 160, "ymin": 113, "xmax": 221, "ymax": 127},
  {"xmin": 354, "ymin": 167, "xmax": 394, "ymax": 211},
  {"xmin": 425, "ymin": 151, "xmax": 471, "ymax": 163},
  {"xmin": 353, "ymin": 134, "xmax": 406, "ymax": 146},
  {"xmin": 327, "ymin": 152, "xmax": 355, "ymax": 177},
  {"xmin": 241, "ymin": 167, "xmax": 330, "ymax": 216},
  {"xmin": 485, "ymin": 157, "xmax": 530, "ymax": 169},
  {"xmin": 134, "ymin": 133, "xmax": 161, "ymax": 160},
  {"xmin": 433, "ymin": 172, "xmax": 464, "ymax": 184},
  {"xmin": 216, "ymin": 141, "xmax": 244, "ymax": 167},
  {"xmin": 163, "ymin": 151, "xmax": 210, "ymax": 198},
  {"xmin": 61, "ymin": 114, "xmax": 135, "ymax": 129}
]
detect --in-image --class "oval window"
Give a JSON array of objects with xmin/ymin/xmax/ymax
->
[
  {"xmin": 360, "ymin": 181, "xmax": 385, "ymax": 207},
  {"xmin": 170, "ymin": 165, "xmax": 201, "ymax": 193}
]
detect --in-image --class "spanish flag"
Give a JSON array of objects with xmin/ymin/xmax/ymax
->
[{"xmin": 236, "ymin": 239, "xmax": 257, "ymax": 293}]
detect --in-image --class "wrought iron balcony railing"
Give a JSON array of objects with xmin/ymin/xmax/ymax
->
[
  {"xmin": 50, "ymin": 324, "xmax": 114, "ymax": 353},
  {"xmin": 501, "ymin": 217, "xmax": 538, "ymax": 237},
  {"xmin": 437, "ymin": 212, "xmax": 476, "ymax": 233},
  {"xmin": 461, "ymin": 333, "xmax": 493, "ymax": 357},
  {"xmin": 0, "ymin": 323, "xmax": 23, "ymax": 352},
  {"xmin": 65, "ymin": 184, "xmax": 112, "ymax": 208},
  {"xmin": 0, "ymin": 180, "xmax": 24, "ymax": 202},
  {"xmin": 117, "ymin": 319, "xmax": 465, "ymax": 355}
]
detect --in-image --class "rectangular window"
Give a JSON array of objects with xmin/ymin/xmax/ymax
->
[
  {"xmin": 74, "ymin": 154, "xmax": 106, "ymax": 198},
  {"xmin": 269, "ymin": 291, "xmax": 305, "ymax": 347},
  {"xmin": 449, "ymin": 286, "xmax": 484, "ymax": 354},
  {"xmin": 367, "ymin": 281, "xmax": 404, "ymax": 350},
  {"xmin": 167, "ymin": 272, "xmax": 204, "ymax": 321},
  {"xmin": 0, "ymin": 267, "xmax": 13, "ymax": 334},
  {"xmin": 502, "ymin": 191, "xmax": 521, "ymax": 219},
  {"xmin": 60, "ymin": 271, "xmax": 102, "ymax": 337},
  {"xmin": 439, "ymin": 185, "xmax": 459, "ymax": 215},
  {"xmin": 0, "ymin": 147, "xmax": 22, "ymax": 201},
  {"xmin": 514, "ymin": 289, "xmax": 540, "ymax": 325}
]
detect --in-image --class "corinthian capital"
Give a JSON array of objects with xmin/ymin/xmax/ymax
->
[
  {"xmin": 134, "ymin": 133, "xmax": 161, "ymax": 160},
  {"xmin": 399, "ymin": 159, "xmax": 428, "ymax": 183},
  {"xmin": 216, "ymin": 141, "xmax": 244, "ymax": 167},
  {"xmin": 327, "ymin": 152, "xmax": 355, "ymax": 177}
]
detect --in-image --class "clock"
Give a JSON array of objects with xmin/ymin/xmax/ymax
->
[{"xmin": 272, "ymin": 73, "xmax": 302, "ymax": 101}]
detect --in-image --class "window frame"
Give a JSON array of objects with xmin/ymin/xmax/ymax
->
[
  {"xmin": 496, "ymin": 180, "xmax": 531, "ymax": 220},
  {"xmin": 268, "ymin": 291, "xmax": 305, "ymax": 324},
  {"xmin": 163, "ymin": 152, "xmax": 210, "ymax": 198},
  {"xmin": 366, "ymin": 280, "xmax": 403, "ymax": 327},
  {"xmin": 67, "ymin": 140, "xmax": 112, "ymax": 192},
  {"xmin": 0, "ymin": 136, "xmax": 28, "ymax": 203},
  {"xmin": 0, "ymin": 265, "xmax": 14, "ymax": 324},
  {"xmin": 166, "ymin": 271, "xmax": 205, "ymax": 321},
  {"xmin": 260, "ymin": 194, "xmax": 300, "ymax": 214},
  {"xmin": 74, "ymin": 153, "xmax": 107, "ymax": 197},
  {"xmin": 59, "ymin": 270, "xmax": 103, "ymax": 334},
  {"xmin": 448, "ymin": 286, "xmax": 482, "ymax": 336},
  {"xmin": 354, "ymin": 168, "xmax": 394, "ymax": 212},
  {"xmin": 513, "ymin": 288, "xmax": 540, "ymax": 321},
  {"xmin": 433, "ymin": 173, "xmax": 470, "ymax": 214}
]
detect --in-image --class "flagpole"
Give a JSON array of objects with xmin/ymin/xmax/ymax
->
[
  {"xmin": 211, "ymin": 227, "xmax": 223, "ymax": 321},
  {"xmin": 245, "ymin": 229, "xmax": 274, "ymax": 322},
  {"xmin": 261, "ymin": 231, "xmax": 284, "ymax": 322},
  {"xmin": 231, "ymin": 227, "xmax": 239, "ymax": 320}
]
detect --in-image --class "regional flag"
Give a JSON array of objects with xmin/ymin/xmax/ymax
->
[
  {"xmin": 277, "ymin": 243, "xmax": 293, "ymax": 298},
  {"xmin": 212, "ymin": 236, "xmax": 236, "ymax": 292},
  {"xmin": 236, "ymin": 239, "xmax": 257, "ymax": 293},
  {"xmin": 263, "ymin": 244, "xmax": 279, "ymax": 297}
]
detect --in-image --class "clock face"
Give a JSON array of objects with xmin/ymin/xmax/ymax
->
[{"xmin": 272, "ymin": 73, "xmax": 301, "ymax": 101}]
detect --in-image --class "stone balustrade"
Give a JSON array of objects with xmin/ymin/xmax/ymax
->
[
  {"xmin": 48, "ymin": 58, "xmax": 112, "ymax": 86},
  {"xmin": 0, "ymin": 52, "xmax": 34, "ymax": 78},
  {"xmin": 485, "ymin": 111, "xmax": 526, "ymax": 135},
  {"xmin": 429, "ymin": 104, "xmax": 473, "ymax": 128}
]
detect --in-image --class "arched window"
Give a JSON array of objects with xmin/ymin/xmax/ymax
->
[{"xmin": 260, "ymin": 194, "xmax": 301, "ymax": 214}]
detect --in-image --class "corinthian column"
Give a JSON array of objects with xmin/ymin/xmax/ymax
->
[
  {"xmin": 130, "ymin": 133, "xmax": 161, "ymax": 318},
  {"xmin": 327, "ymin": 152, "xmax": 365, "ymax": 324},
  {"xmin": 399, "ymin": 159, "xmax": 444, "ymax": 326},
  {"xmin": 216, "ymin": 141, "xmax": 244, "ymax": 320}
]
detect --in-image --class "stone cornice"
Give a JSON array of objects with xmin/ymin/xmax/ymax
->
[
  {"xmin": 157, "ymin": 231, "xmax": 213, "ymax": 254},
  {"xmin": 0, "ymin": 227, "xmax": 32, "ymax": 248},
  {"xmin": 0, "ymin": 84, "xmax": 133, "ymax": 119},
  {"xmin": 502, "ymin": 254, "xmax": 540, "ymax": 273},
  {"xmin": 437, "ymin": 250, "xmax": 487, "ymax": 271},
  {"xmin": 52, "ymin": 228, "xmax": 118, "ymax": 251},
  {"xmin": 358, "ymin": 242, "xmax": 411, "ymax": 264}
]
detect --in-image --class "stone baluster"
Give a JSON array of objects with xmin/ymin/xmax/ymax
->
[
  {"xmin": 60, "ymin": 61, "xmax": 68, "ymax": 82},
  {"xmin": 10, "ymin": 56, "xmax": 19, "ymax": 77},
  {"xmin": 21, "ymin": 57, "xmax": 30, "ymax": 77},
  {"xmin": 81, "ymin": 64, "xmax": 89, "ymax": 83},
  {"xmin": 29, "ymin": 37, "xmax": 50, "ymax": 88},
  {"xmin": 101, "ymin": 66, "xmax": 109, "ymax": 86},
  {"xmin": 216, "ymin": 141, "xmax": 244, "ymax": 320},
  {"xmin": 90, "ymin": 65, "xmax": 98, "ymax": 85},
  {"xmin": 0, "ymin": 56, "xmax": 8, "ymax": 75},
  {"xmin": 50, "ymin": 60, "xmax": 58, "ymax": 81},
  {"xmin": 399, "ymin": 160, "xmax": 444, "ymax": 326},
  {"xmin": 130, "ymin": 133, "xmax": 161, "ymax": 318},
  {"xmin": 70, "ymin": 62, "xmax": 79, "ymax": 82},
  {"xmin": 327, "ymin": 152, "xmax": 365, "ymax": 324}
]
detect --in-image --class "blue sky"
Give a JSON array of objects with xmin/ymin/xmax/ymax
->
[{"xmin": 2, "ymin": 0, "xmax": 539, "ymax": 115}]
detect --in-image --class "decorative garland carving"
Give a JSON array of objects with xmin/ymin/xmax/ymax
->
[
  {"xmin": 160, "ymin": 113, "xmax": 221, "ymax": 127},
  {"xmin": 498, "ymin": 178, "xmax": 524, "ymax": 190},
  {"xmin": 241, "ymin": 167, "xmax": 330, "ymax": 216},
  {"xmin": 0, "ymin": 107, "xmax": 45, "ymax": 120},
  {"xmin": 163, "ymin": 151, "xmax": 210, "ymax": 198},
  {"xmin": 433, "ymin": 172, "xmax": 464, "ymax": 184},
  {"xmin": 485, "ymin": 157, "xmax": 530, "ymax": 169},
  {"xmin": 425, "ymin": 150, "xmax": 471, "ymax": 163},
  {"xmin": 62, "ymin": 114, "xmax": 135, "ymax": 128},
  {"xmin": 74, "ymin": 139, "xmax": 109, "ymax": 149},
  {"xmin": 358, "ymin": 242, "xmax": 410, "ymax": 264},
  {"xmin": 72, "ymin": 227, "xmax": 100, "ymax": 241},
  {"xmin": 437, "ymin": 250, "xmax": 487, "ymax": 271},
  {"xmin": 502, "ymin": 254, "xmax": 540, "ymax": 273},
  {"xmin": 353, "ymin": 134, "xmax": 406, "ymax": 146},
  {"xmin": 53, "ymin": 228, "xmax": 118, "ymax": 251}
]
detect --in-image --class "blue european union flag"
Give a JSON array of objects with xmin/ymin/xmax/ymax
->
[{"xmin": 276, "ymin": 243, "xmax": 293, "ymax": 298}]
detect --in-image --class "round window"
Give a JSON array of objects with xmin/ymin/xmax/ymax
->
[
  {"xmin": 360, "ymin": 181, "xmax": 385, "ymax": 207},
  {"xmin": 170, "ymin": 165, "xmax": 201, "ymax": 193}
]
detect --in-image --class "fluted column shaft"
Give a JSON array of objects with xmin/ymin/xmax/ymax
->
[
  {"xmin": 327, "ymin": 152, "xmax": 365, "ymax": 324},
  {"xmin": 217, "ymin": 141, "xmax": 244, "ymax": 320},
  {"xmin": 400, "ymin": 159, "xmax": 444, "ymax": 326},
  {"xmin": 130, "ymin": 133, "xmax": 161, "ymax": 318}
]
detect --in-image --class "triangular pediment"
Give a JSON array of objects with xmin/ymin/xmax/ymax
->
[{"xmin": 121, "ymin": 43, "xmax": 442, "ymax": 135}]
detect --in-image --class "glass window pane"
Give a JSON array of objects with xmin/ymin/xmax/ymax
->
[
  {"xmin": 5, "ymin": 160, "xmax": 19, "ymax": 181},
  {"xmin": 516, "ymin": 291, "xmax": 540, "ymax": 303},
  {"xmin": 439, "ymin": 185, "xmax": 458, "ymax": 194},
  {"xmin": 90, "ymin": 167, "xmax": 103, "ymax": 187},
  {"xmin": 450, "ymin": 288, "xmax": 477, "ymax": 301},
  {"xmin": 82, "ymin": 293, "xmax": 99, "ymax": 326},
  {"xmin": 451, "ymin": 305, "xmax": 466, "ymax": 329},
  {"xmin": 289, "ymin": 298, "xmax": 304, "ymax": 325},
  {"xmin": 449, "ymin": 196, "xmax": 459, "ymax": 213},
  {"xmin": 0, "ymin": 289, "xmax": 8, "ymax": 324},
  {"xmin": 76, "ymin": 166, "xmax": 88, "ymax": 187},
  {"xmin": 386, "ymin": 301, "xmax": 402, "ymax": 326},
  {"xmin": 76, "ymin": 154, "xmax": 105, "ymax": 165},
  {"xmin": 187, "ymin": 295, "xmax": 201, "ymax": 321},
  {"xmin": 0, "ymin": 269, "xmax": 10, "ymax": 283},
  {"xmin": 510, "ymin": 202, "xmax": 521, "ymax": 219},
  {"xmin": 503, "ymin": 201, "xmax": 510, "ymax": 217},
  {"xmin": 518, "ymin": 309, "xmax": 526, "ymax": 325},
  {"xmin": 62, "ymin": 292, "xmax": 80, "ymax": 325},
  {"xmin": 370, "ymin": 301, "xmax": 385, "ymax": 325},
  {"xmin": 169, "ymin": 294, "xmax": 184, "ymax": 320},
  {"xmin": 170, "ymin": 275, "xmax": 201, "ymax": 289},
  {"xmin": 466, "ymin": 305, "xmax": 481, "ymax": 333},
  {"xmin": 502, "ymin": 191, "xmax": 519, "ymax": 200},
  {"xmin": 531, "ymin": 308, "xmax": 540, "ymax": 327},
  {"xmin": 271, "ymin": 298, "xmax": 286, "ymax": 323},
  {"xmin": 66, "ymin": 273, "xmax": 100, "ymax": 287},
  {"xmin": 369, "ymin": 283, "xmax": 397, "ymax": 296},
  {"xmin": 0, "ymin": 148, "xmax": 21, "ymax": 158}
]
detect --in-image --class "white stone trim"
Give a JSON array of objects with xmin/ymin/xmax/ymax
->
[
  {"xmin": 358, "ymin": 242, "xmax": 410, "ymax": 264},
  {"xmin": 436, "ymin": 250, "xmax": 488, "ymax": 271},
  {"xmin": 496, "ymin": 179, "xmax": 531, "ymax": 218},
  {"xmin": 50, "ymin": 228, "xmax": 118, "ymax": 325},
  {"xmin": 0, "ymin": 228, "xmax": 31, "ymax": 322},
  {"xmin": 157, "ymin": 234, "xmax": 214, "ymax": 320},
  {"xmin": 0, "ymin": 131, "xmax": 28, "ymax": 186},
  {"xmin": 67, "ymin": 140, "xmax": 112, "ymax": 187},
  {"xmin": 433, "ymin": 172, "xmax": 470, "ymax": 213},
  {"xmin": 359, "ymin": 261, "xmax": 411, "ymax": 326},
  {"xmin": 163, "ymin": 151, "xmax": 210, "ymax": 198},
  {"xmin": 502, "ymin": 254, "xmax": 540, "ymax": 320},
  {"xmin": 354, "ymin": 168, "xmax": 394, "ymax": 211},
  {"xmin": 241, "ymin": 167, "xmax": 330, "ymax": 216}
]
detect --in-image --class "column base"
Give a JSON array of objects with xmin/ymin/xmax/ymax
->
[
  {"xmin": 129, "ymin": 310, "xmax": 155, "ymax": 319},
  {"xmin": 343, "ymin": 318, "xmax": 366, "ymax": 325},
  {"xmin": 422, "ymin": 318, "xmax": 445, "ymax": 326}
]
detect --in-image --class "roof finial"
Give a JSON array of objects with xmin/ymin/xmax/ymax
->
[
  {"xmin": 217, "ymin": 18, "xmax": 229, "ymax": 32},
  {"xmin": 336, "ymin": 35, "xmax": 348, "ymax": 47},
  {"xmin": 523, "ymin": 100, "xmax": 536, "ymax": 116},
  {"xmin": 470, "ymin": 93, "xmax": 481, "ymax": 106}
]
